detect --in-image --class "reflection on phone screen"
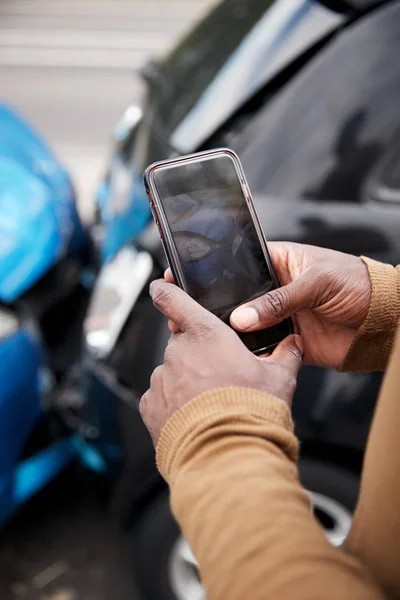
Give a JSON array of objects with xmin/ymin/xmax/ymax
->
[{"xmin": 152, "ymin": 153, "xmax": 292, "ymax": 351}]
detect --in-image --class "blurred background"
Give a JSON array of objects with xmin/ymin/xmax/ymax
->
[
  {"xmin": 0, "ymin": 2, "xmax": 213, "ymax": 599},
  {"xmin": 0, "ymin": 0, "xmax": 399, "ymax": 599},
  {"xmin": 0, "ymin": 0, "xmax": 215, "ymax": 221}
]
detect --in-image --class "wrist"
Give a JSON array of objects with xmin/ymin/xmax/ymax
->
[
  {"xmin": 156, "ymin": 387, "xmax": 297, "ymax": 484},
  {"xmin": 340, "ymin": 257, "xmax": 400, "ymax": 372}
]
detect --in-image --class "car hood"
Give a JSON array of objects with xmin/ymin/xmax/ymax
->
[{"xmin": 0, "ymin": 104, "xmax": 81, "ymax": 302}]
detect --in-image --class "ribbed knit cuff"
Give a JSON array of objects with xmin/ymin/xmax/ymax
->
[
  {"xmin": 340, "ymin": 257, "xmax": 400, "ymax": 372},
  {"xmin": 156, "ymin": 387, "xmax": 296, "ymax": 483}
]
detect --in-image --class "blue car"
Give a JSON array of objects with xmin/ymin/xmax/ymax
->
[{"xmin": 0, "ymin": 104, "xmax": 93, "ymax": 525}]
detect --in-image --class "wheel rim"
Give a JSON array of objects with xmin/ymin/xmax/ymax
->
[
  {"xmin": 309, "ymin": 491, "xmax": 352, "ymax": 547},
  {"xmin": 169, "ymin": 536, "xmax": 205, "ymax": 600},
  {"xmin": 168, "ymin": 492, "xmax": 352, "ymax": 599}
]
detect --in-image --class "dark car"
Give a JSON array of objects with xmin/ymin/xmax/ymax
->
[{"xmin": 83, "ymin": 0, "xmax": 400, "ymax": 598}]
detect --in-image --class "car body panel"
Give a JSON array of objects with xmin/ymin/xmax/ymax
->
[
  {"xmin": 0, "ymin": 105, "xmax": 90, "ymax": 526},
  {"xmin": 95, "ymin": 0, "xmax": 346, "ymax": 261},
  {"xmin": 0, "ymin": 331, "xmax": 41, "ymax": 472},
  {"xmin": 229, "ymin": 0, "xmax": 400, "ymax": 448},
  {"xmin": 237, "ymin": 1, "xmax": 400, "ymax": 208},
  {"xmin": 101, "ymin": 169, "xmax": 151, "ymax": 262},
  {"xmin": 0, "ymin": 104, "xmax": 86, "ymax": 301},
  {"xmin": 0, "ymin": 329, "xmax": 41, "ymax": 524},
  {"xmin": 87, "ymin": 0, "xmax": 400, "ymax": 513}
]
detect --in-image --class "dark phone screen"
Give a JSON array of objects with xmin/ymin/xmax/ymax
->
[{"xmin": 153, "ymin": 154, "xmax": 291, "ymax": 352}]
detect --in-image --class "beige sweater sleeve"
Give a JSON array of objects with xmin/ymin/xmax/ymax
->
[
  {"xmin": 157, "ymin": 388, "xmax": 384, "ymax": 600},
  {"xmin": 155, "ymin": 257, "xmax": 400, "ymax": 599},
  {"xmin": 340, "ymin": 257, "xmax": 400, "ymax": 371}
]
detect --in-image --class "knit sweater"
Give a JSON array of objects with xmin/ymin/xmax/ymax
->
[{"xmin": 157, "ymin": 257, "xmax": 400, "ymax": 600}]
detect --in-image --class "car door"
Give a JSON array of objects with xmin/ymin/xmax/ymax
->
[{"xmin": 230, "ymin": 0, "xmax": 400, "ymax": 453}]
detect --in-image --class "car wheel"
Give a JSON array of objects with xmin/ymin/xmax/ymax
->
[
  {"xmin": 133, "ymin": 458, "xmax": 359, "ymax": 600},
  {"xmin": 133, "ymin": 492, "xmax": 202, "ymax": 600},
  {"xmin": 299, "ymin": 458, "xmax": 359, "ymax": 547}
]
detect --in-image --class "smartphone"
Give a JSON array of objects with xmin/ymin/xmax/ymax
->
[{"xmin": 144, "ymin": 148, "xmax": 293, "ymax": 354}]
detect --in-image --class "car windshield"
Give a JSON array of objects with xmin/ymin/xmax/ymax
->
[
  {"xmin": 153, "ymin": 0, "xmax": 271, "ymax": 135},
  {"xmin": 148, "ymin": 0, "xmax": 344, "ymax": 152}
]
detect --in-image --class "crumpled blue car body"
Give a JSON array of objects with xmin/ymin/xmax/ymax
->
[{"xmin": 0, "ymin": 104, "xmax": 86, "ymax": 525}]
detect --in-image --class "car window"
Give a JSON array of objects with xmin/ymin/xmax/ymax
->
[
  {"xmin": 237, "ymin": 1, "xmax": 400, "ymax": 204},
  {"xmin": 155, "ymin": 0, "xmax": 343, "ymax": 152},
  {"xmin": 155, "ymin": 0, "xmax": 274, "ymax": 134}
]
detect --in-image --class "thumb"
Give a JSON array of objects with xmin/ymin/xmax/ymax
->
[
  {"xmin": 150, "ymin": 279, "xmax": 217, "ymax": 333},
  {"xmin": 267, "ymin": 334, "xmax": 304, "ymax": 376},
  {"xmin": 230, "ymin": 276, "xmax": 315, "ymax": 331}
]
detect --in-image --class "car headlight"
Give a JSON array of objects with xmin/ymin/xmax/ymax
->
[
  {"xmin": 84, "ymin": 247, "xmax": 153, "ymax": 359},
  {"xmin": 0, "ymin": 307, "xmax": 19, "ymax": 341}
]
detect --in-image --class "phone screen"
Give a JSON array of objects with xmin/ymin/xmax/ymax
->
[{"xmin": 152, "ymin": 154, "xmax": 292, "ymax": 352}]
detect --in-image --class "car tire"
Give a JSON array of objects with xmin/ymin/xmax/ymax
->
[
  {"xmin": 299, "ymin": 457, "xmax": 359, "ymax": 546},
  {"xmin": 133, "ymin": 458, "xmax": 360, "ymax": 600},
  {"xmin": 132, "ymin": 491, "xmax": 188, "ymax": 600}
]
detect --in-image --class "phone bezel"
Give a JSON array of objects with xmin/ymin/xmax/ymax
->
[{"xmin": 144, "ymin": 148, "xmax": 293, "ymax": 353}]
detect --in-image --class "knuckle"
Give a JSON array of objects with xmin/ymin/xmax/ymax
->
[
  {"xmin": 139, "ymin": 392, "xmax": 149, "ymax": 419},
  {"xmin": 287, "ymin": 375, "xmax": 297, "ymax": 395},
  {"xmin": 286, "ymin": 345, "xmax": 303, "ymax": 364},
  {"xmin": 150, "ymin": 365, "xmax": 163, "ymax": 387},
  {"xmin": 266, "ymin": 363, "xmax": 297, "ymax": 397},
  {"xmin": 191, "ymin": 319, "xmax": 214, "ymax": 339},
  {"xmin": 164, "ymin": 340, "xmax": 176, "ymax": 363},
  {"xmin": 261, "ymin": 288, "xmax": 286, "ymax": 317}
]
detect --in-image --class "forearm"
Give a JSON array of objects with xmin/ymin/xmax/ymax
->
[
  {"xmin": 340, "ymin": 257, "xmax": 400, "ymax": 372},
  {"xmin": 157, "ymin": 388, "xmax": 384, "ymax": 600}
]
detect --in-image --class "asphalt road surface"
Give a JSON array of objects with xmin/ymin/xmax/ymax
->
[
  {"xmin": 0, "ymin": 467, "xmax": 141, "ymax": 600},
  {"xmin": 0, "ymin": 0, "xmax": 215, "ymax": 220}
]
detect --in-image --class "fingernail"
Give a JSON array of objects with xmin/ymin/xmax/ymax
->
[
  {"xmin": 231, "ymin": 307, "xmax": 259, "ymax": 329},
  {"xmin": 149, "ymin": 280, "xmax": 158, "ymax": 298}
]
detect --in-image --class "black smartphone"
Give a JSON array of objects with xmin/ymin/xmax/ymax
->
[{"xmin": 144, "ymin": 148, "xmax": 293, "ymax": 354}]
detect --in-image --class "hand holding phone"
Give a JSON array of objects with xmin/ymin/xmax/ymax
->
[
  {"xmin": 141, "ymin": 277, "xmax": 303, "ymax": 444},
  {"xmin": 144, "ymin": 148, "xmax": 293, "ymax": 354}
]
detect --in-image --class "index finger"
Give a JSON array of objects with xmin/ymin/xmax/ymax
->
[
  {"xmin": 150, "ymin": 279, "xmax": 217, "ymax": 333},
  {"xmin": 164, "ymin": 268, "xmax": 174, "ymax": 284}
]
